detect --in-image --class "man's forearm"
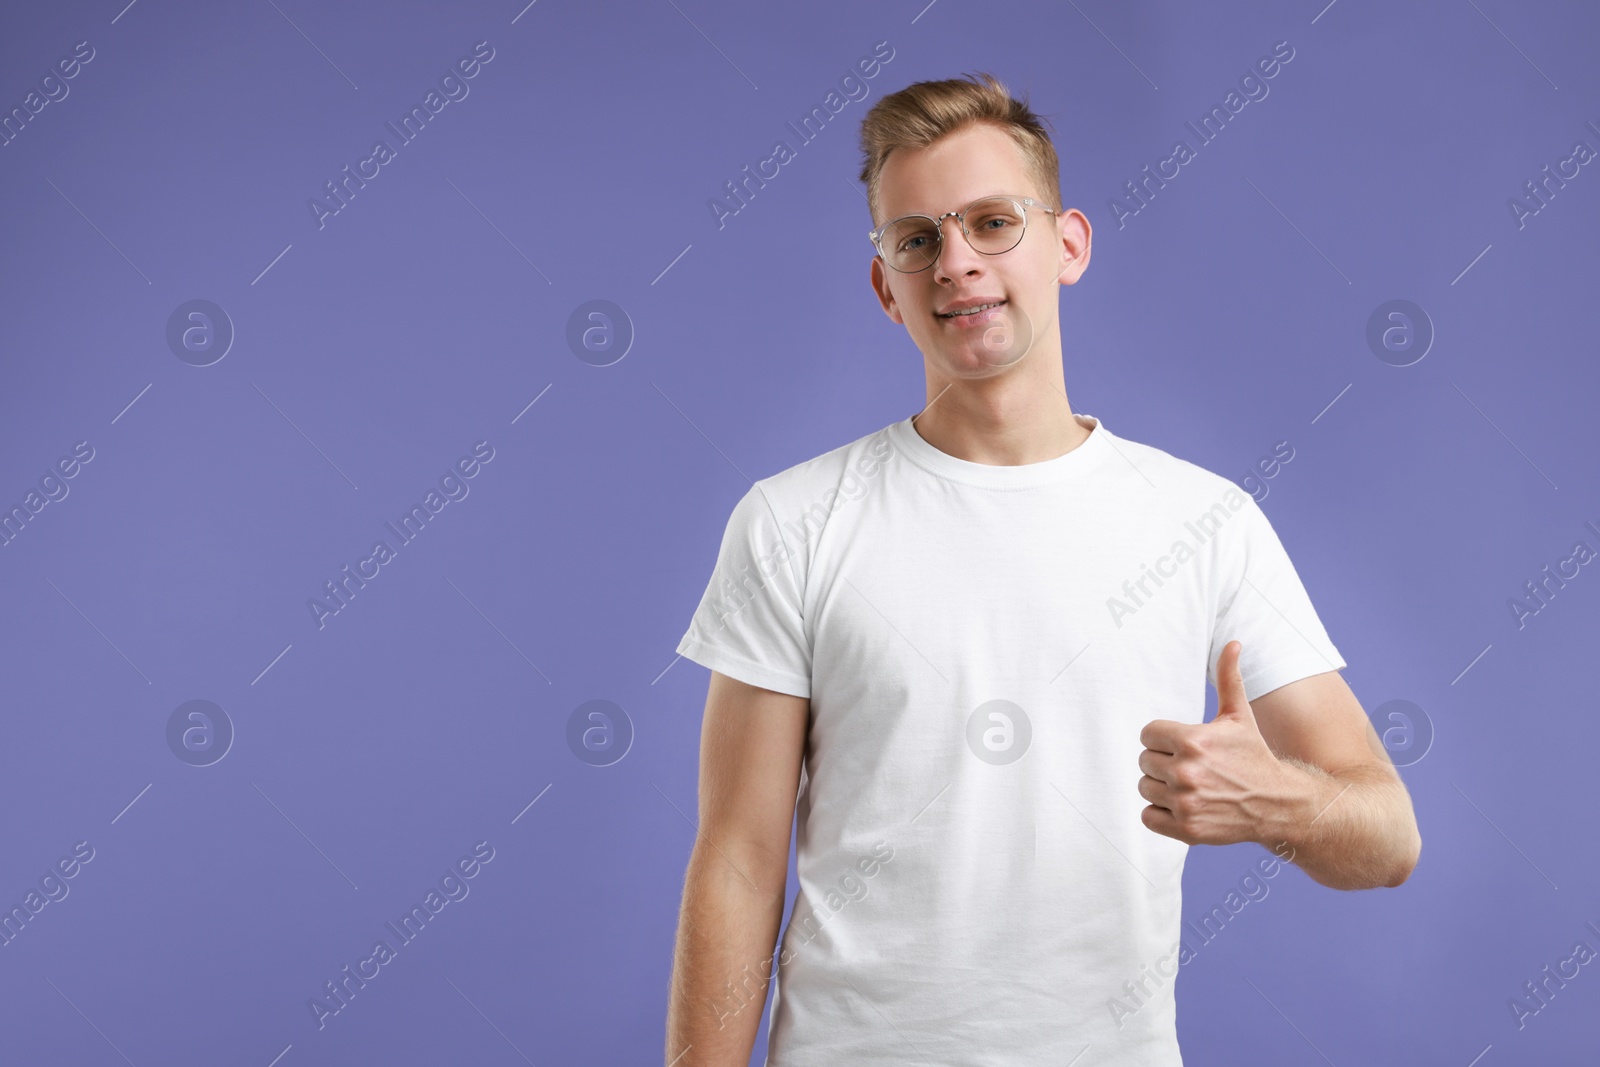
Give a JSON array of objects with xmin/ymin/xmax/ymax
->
[
  {"xmin": 666, "ymin": 841, "xmax": 788, "ymax": 1067},
  {"xmin": 1258, "ymin": 760, "xmax": 1421, "ymax": 891}
]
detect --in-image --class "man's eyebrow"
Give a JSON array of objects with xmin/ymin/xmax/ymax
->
[{"xmin": 886, "ymin": 192, "xmax": 1023, "ymax": 217}]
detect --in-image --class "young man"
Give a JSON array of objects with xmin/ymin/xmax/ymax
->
[{"xmin": 666, "ymin": 72, "xmax": 1420, "ymax": 1067}]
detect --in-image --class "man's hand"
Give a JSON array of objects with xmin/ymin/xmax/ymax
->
[{"xmin": 1136, "ymin": 640, "xmax": 1306, "ymax": 846}]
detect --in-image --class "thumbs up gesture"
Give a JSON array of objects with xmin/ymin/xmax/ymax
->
[{"xmin": 1137, "ymin": 640, "xmax": 1296, "ymax": 846}]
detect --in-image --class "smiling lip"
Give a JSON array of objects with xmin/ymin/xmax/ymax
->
[{"xmin": 938, "ymin": 299, "xmax": 1007, "ymax": 328}]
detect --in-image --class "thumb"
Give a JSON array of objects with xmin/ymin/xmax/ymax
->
[{"xmin": 1214, "ymin": 639, "xmax": 1254, "ymax": 724}]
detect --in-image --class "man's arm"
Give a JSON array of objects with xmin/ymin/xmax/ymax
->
[
  {"xmin": 666, "ymin": 670, "xmax": 809, "ymax": 1067},
  {"xmin": 1249, "ymin": 667, "xmax": 1422, "ymax": 891}
]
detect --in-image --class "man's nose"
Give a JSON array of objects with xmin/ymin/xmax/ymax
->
[{"xmin": 934, "ymin": 216, "xmax": 982, "ymax": 275}]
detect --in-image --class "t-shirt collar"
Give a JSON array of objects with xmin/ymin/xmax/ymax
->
[{"xmin": 887, "ymin": 411, "xmax": 1113, "ymax": 489}]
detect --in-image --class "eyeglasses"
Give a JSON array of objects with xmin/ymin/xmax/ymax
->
[{"xmin": 868, "ymin": 195, "xmax": 1058, "ymax": 274}]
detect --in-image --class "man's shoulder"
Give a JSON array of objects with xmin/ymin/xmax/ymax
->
[
  {"xmin": 1102, "ymin": 425, "xmax": 1254, "ymax": 511},
  {"xmin": 748, "ymin": 420, "xmax": 900, "ymax": 509}
]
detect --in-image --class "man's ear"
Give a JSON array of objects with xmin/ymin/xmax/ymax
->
[
  {"xmin": 870, "ymin": 255, "xmax": 904, "ymax": 323},
  {"xmin": 1056, "ymin": 208, "xmax": 1092, "ymax": 286}
]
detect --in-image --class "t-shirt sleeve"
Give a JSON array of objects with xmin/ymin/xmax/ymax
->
[
  {"xmin": 1207, "ymin": 492, "xmax": 1346, "ymax": 703},
  {"xmin": 676, "ymin": 482, "xmax": 812, "ymax": 699}
]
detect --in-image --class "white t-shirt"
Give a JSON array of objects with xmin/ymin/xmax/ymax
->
[{"xmin": 676, "ymin": 411, "xmax": 1345, "ymax": 1066}]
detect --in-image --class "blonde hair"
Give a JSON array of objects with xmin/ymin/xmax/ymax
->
[{"xmin": 857, "ymin": 71, "xmax": 1062, "ymax": 228}]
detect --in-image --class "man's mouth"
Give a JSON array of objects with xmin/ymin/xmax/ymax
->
[
  {"xmin": 938, "ymin": 299, "xmax": 1007, "ymax": 319},
  {"xmin": 937, "ymin": 299, "xmax": 1009, "ymax": 332}
]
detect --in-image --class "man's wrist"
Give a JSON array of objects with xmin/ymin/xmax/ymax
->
[{"xmin": 1253, "ymin": 757, "xmax": 1327, "ymax": 851}]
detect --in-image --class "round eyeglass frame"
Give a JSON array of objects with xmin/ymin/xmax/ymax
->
[{"xmin": 867, "ymin": 194, "xmax": 1059, "ymax": 273}]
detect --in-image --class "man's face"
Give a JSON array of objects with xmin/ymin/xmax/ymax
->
[{"xmin": 868, "ymin": 122, "xmax": 1090, "ymax": 379}]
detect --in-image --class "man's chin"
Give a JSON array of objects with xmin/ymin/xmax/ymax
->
[
  {"xmin": 914, "ymin": 303, "xmax": 1036, "ymax": 374},
  {"xmin": 960, "ymin": 303, "xmax": 1035, "ymax": 369},
  {"xmin": 928, "ymin": 345, "xmax": 1032, "ymax": 378}
]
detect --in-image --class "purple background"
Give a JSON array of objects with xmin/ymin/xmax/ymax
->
[{"xmin": 2, "ymin": 0, "xmax": 1597, "ymax": 1064}]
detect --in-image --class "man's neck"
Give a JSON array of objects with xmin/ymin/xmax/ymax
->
[{"xmin": 910, "ymin": 363, "xmax": 1090, "ymax": 467}]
